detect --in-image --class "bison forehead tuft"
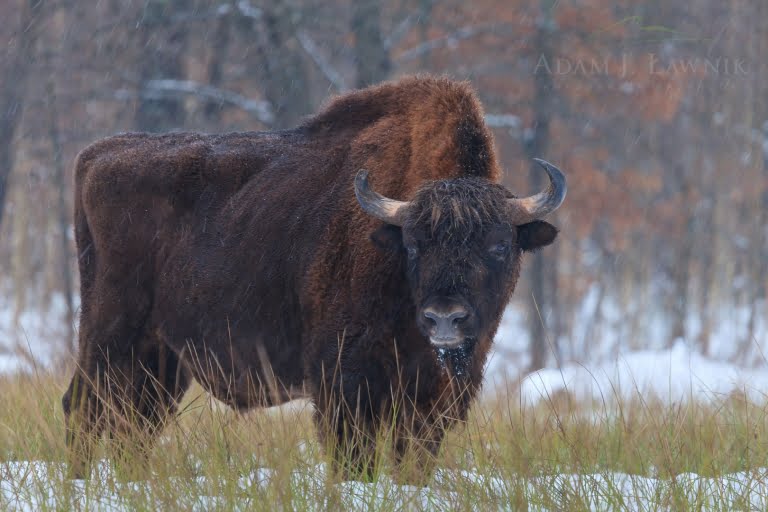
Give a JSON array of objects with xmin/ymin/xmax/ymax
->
[{"xmin": 406, "ymin": 178, "xmax": 512, "ymax": 242}]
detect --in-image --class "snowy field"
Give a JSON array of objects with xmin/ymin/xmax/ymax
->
[
  {"xmin": 0, "ymin": 294, "xmax": 73, "ymax": 374},
  {"xmin": 518, "ymin": 340, "xmax": 768, "ymax": 406},
  {"xmin": 3, "ymin": 459, "xmax": 768, "ymax": 511}
]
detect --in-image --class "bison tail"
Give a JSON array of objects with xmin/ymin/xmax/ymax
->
[{"xmin": 72, "ymin": 150, "xmax": 97, "ymax": 353}]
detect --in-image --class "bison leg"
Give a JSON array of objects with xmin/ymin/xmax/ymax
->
[
  {"xmin": 63, "ymin": 336, "xmax": 190, "ymax": 480},
  {"xmin": 106, "ymin": 341, "xmax": 191, "ymax": 479},
  {"xmin": 311, "ymin": 353, "xmax": 391, "ymax": 482},
  {"xmin": 313, "ymin": 393, "xmax": 380, "ymax": 482},
  {"xmin": 392, "ymin": 377, "xmax": 475, "ymax": 484},
  {"xmin": 308, "ymin": 336, "xmax": 456, "ymax": 483},
  {"xmin": 391, "ymin": 413, "xmax": 447, "ymax": 485},
  {"xmin": 313, "ymin": 386, "xmax": 447, "ymax": 484},
  {"xmin": 62, "ymin": 261, "xmax": 160, "ymax": 479},
  {"xmin": 62, "ymin": 366, "xmax": 106, "ymax": 479}
]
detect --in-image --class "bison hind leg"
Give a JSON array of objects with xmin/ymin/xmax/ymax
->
[
  {"xmin": 63, "ymin": 341, "xmax": 191, "ymax": 480},
  {"xmin": 62, "ymin": 369, "xmax": 107, "ymax": 479},
  {"xmin": 106, "ymin": 342, "xmax": 191, "ymax": 480}
]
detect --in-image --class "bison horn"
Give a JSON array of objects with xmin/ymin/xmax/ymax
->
[
  {"xmin": 508, "ymin": 158, "xmax": 567, "ymax": 224},
  {"xmin": 354, "ymin": 170, "xmax": 409, "ymax": 226}
]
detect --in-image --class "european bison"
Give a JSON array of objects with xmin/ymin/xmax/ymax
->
[{"xmin": 62, "ymin": 76, "xmax": 566, "ymax": 481}]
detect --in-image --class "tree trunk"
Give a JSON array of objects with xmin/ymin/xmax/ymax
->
[
  {"xmin": 526, "ymin": 0, "xmax": 559, "ymax": 372},
  {"xmin": 0, "ymin": 0, "xmax": 39, "ymax": 229},
  {"xmin": 669, "ymin": 162, "xmax": 693, "ymax": 346},
  {"xmin": 417, "ymin": 0, "xmax": 435, "ymax": 69},
  {"xmin": 205, "ymin": 7, "xmax": 231, "ymax": 124},
  {"xmin": 46, "ymin": 77, "xmax": 75, "ymax": 353},
  {"xmin": 750, "ymin": 1, "xmax": 768, "ymax": 359},
  {"xmin": 134, "ymin": 0, "xmax": 189, "ymax": 132},
  {"xmin": 253, "ymin": 2, "xmax": 311, "ymax": 129},
  {"xmin": 352, "ymin": 0, "xmax": 391, "ymax": 88}
]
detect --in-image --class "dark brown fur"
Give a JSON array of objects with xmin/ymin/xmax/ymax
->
[{"xmin": 62, "ymin": 76, "xmax": 558, "ymax": 481}]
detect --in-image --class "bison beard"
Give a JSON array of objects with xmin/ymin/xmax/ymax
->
[{"xmin": 61, "ymin": 76, "xmax": 566, "ymax": 483}]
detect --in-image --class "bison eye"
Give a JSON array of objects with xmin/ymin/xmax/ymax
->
[
  {"xmin": 489, "ymin": 241, "xmax": 510, "ymax": 259},
  {"xmin": 406, "ymin": 247, "xmax": 418, "ymax": 259}
]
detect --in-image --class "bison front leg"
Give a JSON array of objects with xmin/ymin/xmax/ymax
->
[
  {"xmin": 391, "ymin": 411, "xmax": 448, "ymax": 485},
  {"xmin": 392, "ymin": 377, "xmax": 475, "ymax": 484},
  {"xmin": 312, "ymin": 381, "xmax": 449, "ymax": 485},
  {"xmin": 310, "ymin": 349, "xmax": 394, "ymax": 482},
  {"xmin": 313, "ymin": 380, "xmax": 382, "ymax": 482}
]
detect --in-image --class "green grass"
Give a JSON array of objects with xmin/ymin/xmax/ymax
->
[{"xmin": 2, "ymin": 372, "xmax": 768, "ymax": 510}]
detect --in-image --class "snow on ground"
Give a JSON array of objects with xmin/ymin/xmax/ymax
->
[
  {"xmin": 3, "ymin": 459, "xmax": 768, "ymax": 511},
  {"xmin": 483, "ymin": 303, "xmax": 768, "ymax": 407},
  {"xmin": 519, "ymin": 340, "xmax": 768, "ymax": 406},
  {"xmin": 0, "ymin": 293, "xmax": 73, "ymax": 374}
]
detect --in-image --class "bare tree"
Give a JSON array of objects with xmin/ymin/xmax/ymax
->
[
  {"xmin": 0, "ymin": 0, "xmax": 40, "ymax": 229},
  {"xmin": 204, "ymin": 4, "xmax": 233, "ymax": 123},
  {"xmin": 526, "ymin": 0, "xmax": 559, "ymax": 371},
  {"xmin": 250, "ymin": 1, "xmax": 311, "ymax": 129},
  {"xmin": 45, "ymin": 75, "xmax": 75, "ymax": 352},
  {"xmin": 352, "ymin": 0, "xmax": 391, "ymax": 88},
  {"xmin": 134, "ymin": 0, "xmax": 190, "ymax": 132}
]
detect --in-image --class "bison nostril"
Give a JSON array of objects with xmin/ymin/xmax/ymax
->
[
  {"xmin": 448, "ymin": 310, "xmax": 469, "ymax": 327},
  {"xmin": 423, "ymin": 311, "xmax": 438, "ymax": 327},
  {"xmin": 423, "ymin": 307, "xmax": 469, "ymax": 335}
]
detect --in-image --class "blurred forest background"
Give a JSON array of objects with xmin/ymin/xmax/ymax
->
[{"xmin": 0, "ymin": 0, "xmax": 766, "ymax": 375}]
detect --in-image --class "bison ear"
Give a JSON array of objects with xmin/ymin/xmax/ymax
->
[
  {"xmin": 370, "ymin": 224, "xmax": 403, "ymax": 252},
  {"xmin": 517, "ymin": 220, "xmax": 558, "ymax": 252}
]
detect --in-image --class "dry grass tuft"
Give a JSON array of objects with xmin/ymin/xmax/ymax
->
[{"xmin": 2, "ymin": 371, "xmax": 768, "ymax": 510}]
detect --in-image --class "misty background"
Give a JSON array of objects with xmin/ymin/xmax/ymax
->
[{"xmin": 0, "ymin": 0, "xmax": 766, "ymax": 377}]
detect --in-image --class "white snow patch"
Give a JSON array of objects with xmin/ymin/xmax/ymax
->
[
  {"xmin": 3, "ymin": 459, "xmax": 768, "ymax": 511},
  {"xmin": 0, "ymin": 293, "xmax": 75, "ymax": 373},
  {"xmin": 520, "ymin": 340, "xmax": 768, "ymax": 406}
]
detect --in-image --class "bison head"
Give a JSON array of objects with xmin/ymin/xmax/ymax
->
[{"xmin": 354, "ymin": 159, "xmax": 566, "ymax": 350}]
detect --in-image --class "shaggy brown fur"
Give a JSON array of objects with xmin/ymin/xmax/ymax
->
[{"xmin": 62, "ymin": 75, "xmax": 561, "ymax": 481}]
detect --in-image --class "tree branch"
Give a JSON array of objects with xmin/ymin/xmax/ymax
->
[
  {"xmin": 234, "ymin": 0, "xmax": 262, "ymax": 20},
  {"xmin": 117, "ymin": 80, "xmax": 274, "ymax": 124},
  {"xmin": 485, "ymin": 113, "xmax": 523, "ymax": 139},
  {"xmin": 383, "ymin": 15, "xmax": 414, "ymax": 50},
  {"xmin": 396, "ymin": 24, "xmax": 500, "ymax": 62},
  {"xmin": 484, "ymin": 114, "xmax": 522, "ymax": 128},
  {"xmin": 296, "ymin": 30, "xmax": 349, "ymax": 92}
]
